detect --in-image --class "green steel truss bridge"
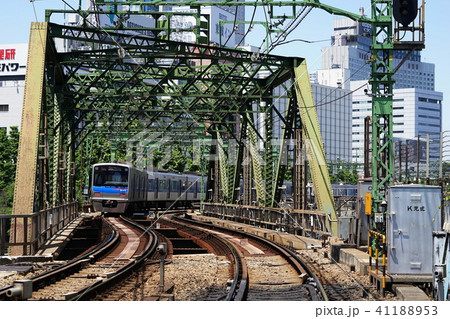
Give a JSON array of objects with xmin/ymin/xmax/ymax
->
[{"xmin": 10, "ymin": 0, "xmax": 424, "ymax": 254}]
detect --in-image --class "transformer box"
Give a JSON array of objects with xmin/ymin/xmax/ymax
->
[{"xmin": 387, "ymin": 184, "xmax": 442, "ymax": 275}]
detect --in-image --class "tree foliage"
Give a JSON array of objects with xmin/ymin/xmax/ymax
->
[
  {"xmin": 0, "ymin": 127, "xmax": 19, "ymax": 213},
  {"xmin": 328, "ymin": 161, "xmax": 359, "ymax": 184}
]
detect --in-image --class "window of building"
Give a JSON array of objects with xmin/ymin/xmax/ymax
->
[
  {"xmin": 0, "ymin": 105, "xmax": 9, "ymax": 112},
  {"xmin": 419, "ymin": 107, "xmax": 441, "ymax": 113}
]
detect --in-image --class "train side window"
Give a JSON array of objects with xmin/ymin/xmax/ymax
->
[
  {"xmin": 148, "ymin": 179, "xmax": 154, "ymax": 192},
  {"xmin": 171, "ymin": 180, "xmax": 178, "ymax": 192},
  {"xmin": 159, "ymin": 179, "xmax": 166, "ymax": 191}
]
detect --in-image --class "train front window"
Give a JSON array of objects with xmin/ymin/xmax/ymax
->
[{"xmin": 94, "ymin": 166, "xmax": 129, "ymax": 187}]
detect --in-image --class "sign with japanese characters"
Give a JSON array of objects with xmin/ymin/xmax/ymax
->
[{"xmin": 0, "ymin": 43, "xmax": 27, "ymax": 76}]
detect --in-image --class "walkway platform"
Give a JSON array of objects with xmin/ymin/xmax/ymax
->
[
  {"xmin": 190, "ymin": 213, "xmax": 322, "ymax": 249},
  {"xmin": 34, "ymin": 216, "xmax": 85, "ymax": 258},
  {"xmin": 0, "ymin": 215, "xmax": 86, "ymax": 275},
  {"xmin": 394, "ymin": 285, "xmax": 431, "ymax": 301},
  {"xmin": 339, "ymin": 248, "xmax": 372, "ymax": 275},
  {"xmin": 370, "ymin": 270, "xmax": 433, "ymax": 300}
]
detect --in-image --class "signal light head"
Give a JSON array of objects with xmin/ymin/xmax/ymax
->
[{"xmin": 393, "ymin": 0, "xmax": 418, "ymax": 26}]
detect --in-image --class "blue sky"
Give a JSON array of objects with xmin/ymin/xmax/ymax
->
[{"xmin": 2, "ymin": 0, "xmax": 449, "ymax": 132}]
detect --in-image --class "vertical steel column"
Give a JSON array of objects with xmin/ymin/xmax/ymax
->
[
  {"xmin": 294, "ymin": 128, "xmax": 307, "ymax": 210},
  {"xmin": 242, "ymin": 143, "xmax": 252, "ymax": 206},
  {"xmin": 216, "ymin": 130, "xmax": 231, "ymax": 203},
  {"xmin": 11, "ymin": 22, "xmax": 48, "ymax": 255},
  {"xmin": 370, "ymin": 1, "xmax": 394, "ymax": 234},
  {"xmin": 246, "ymin": 114, "xmax": 265, "ymax": 206},
  {"xmin": 231, "ymin": 120, "xmax": 246, "ymax": 204},
  {"xmin": 51, "ymin": 94, "xmax": 62, "ymax": 207},
  {"xmin": 263, "ymin": 99, "xmax": 274, "ymax": 208},
  {"xmin": 293, "ymin": 59, "xmax": 337, "ymax": 236},
  {"xmin": 272, "ymin": 96, "xmax": 296, "ymax": 208},
  {"xmin": 65, "ymin": 122, "xmax": 75, "ymax": 203},
  {"xmin": 364, "ymin": 116, "xmax": 372, "ymax": 178}
]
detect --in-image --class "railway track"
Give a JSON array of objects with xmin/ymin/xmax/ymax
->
[
  {"xmin": 1, "ymin": 210, "xmax": 378, "ymax": 301},
  {"xmin": 1, "ymin": 216, "xmax": 157, "ymax": 301},
  {"xmin": 157, "ymin": 214, "xmax": 327, "ymax": 301}
]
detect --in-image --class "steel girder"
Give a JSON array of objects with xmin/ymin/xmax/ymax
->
[{"xmin": 14, "ymin": 20, "xmax": 314, "ymax": 218}]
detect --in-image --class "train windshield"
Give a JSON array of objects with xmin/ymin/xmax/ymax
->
[{"xmin": 93, "ymin": 165, "xmax": 129, "ymax": 187}]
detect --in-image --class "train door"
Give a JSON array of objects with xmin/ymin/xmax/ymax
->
[
  {"xmin": 194, "ymin": 180, "xmax": 198, "ymax": 199},
  {"xmin": 147, "ymin": 178, "xmax": 154, "ymax": 201},
  {"xmin": 167, "ymin": 177, "xmax": 171, "ymax": 199}
]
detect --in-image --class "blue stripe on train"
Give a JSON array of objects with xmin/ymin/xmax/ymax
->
[{"xmin": 93, "ymin": 186, "xmax": 128, "ymax": 194}]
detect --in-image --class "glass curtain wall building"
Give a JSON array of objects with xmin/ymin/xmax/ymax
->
[{"xmin": 315, "ymin": 9, "xmax": 443, "ymax": 167}]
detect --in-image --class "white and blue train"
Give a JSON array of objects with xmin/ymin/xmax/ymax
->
[{"xmin": 91, "ymin": 163, "xmax": 205, "ymax": 214}]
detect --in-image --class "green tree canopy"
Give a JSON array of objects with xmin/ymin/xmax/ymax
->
[{"xmin": 0, "ymin": 127, "xmax": 19, "ymax": 189}]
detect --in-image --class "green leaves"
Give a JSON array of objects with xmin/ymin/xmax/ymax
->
[
  {"xmin": 0, "ymin": 127, "xmax": 19, "ymax": 190},
  {"xmin": 0, "ymin": 127, "xmax": 19, "ymax": 213}
]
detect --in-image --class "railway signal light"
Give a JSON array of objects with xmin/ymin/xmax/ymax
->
[{"xmin": 393, "ymin": 0, "xmax": 418, "ymax": 26}]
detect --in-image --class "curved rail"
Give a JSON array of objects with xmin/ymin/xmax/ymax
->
[
  {"xmin": 1, "ymin": 216, "xmax": 158, "ymax": 301},
  {"xmin": 173, "ymin": 214, "xmax": 328, "ymax": 301},
  {"xmin": 71, "ymin": 216, "xmax": 158, "ymax": 301},
  {"xmin": 215, "ymin": 235, "xmax": 248, "ymax": 301},
  {"xmin": 157, "ymin": 217, "xmax": 249, "ymax": 301},
  {"xmin": 0, "ymin": 216, "xmax": 118, "ymax": 300}
]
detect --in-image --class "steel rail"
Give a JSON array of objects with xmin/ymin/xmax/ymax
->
[
  {"xmin": 1, "ymin": 216, "xmax": 158, "ymax": 301},
  {"xmin": 158, "ymin": 216, "xmax": 248, "ymax": 301},
  {"xmin": 174, "ymin": 214, "xmax": 328, "ymax": 301},
  {"xmin": 67, "ymin": 216, "xmax": 158, "ymax": 301},
  {"xmin": 0, "ymin": 216, "xmax": 119, "ymax": 300}
]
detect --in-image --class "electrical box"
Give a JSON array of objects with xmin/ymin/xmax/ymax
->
[{"xmin": 387, "ymin": 185, "xmax": 442, "ymax": 275}]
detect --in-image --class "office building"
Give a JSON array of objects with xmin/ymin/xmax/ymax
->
[{"xmin": 315, "ymin": 11, "xmax": 443, "ymax": 165}]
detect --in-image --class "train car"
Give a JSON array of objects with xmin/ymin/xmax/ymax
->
[
  {"xmin": 146, "ymin": 171, "xmax": 203, "ymax": 209},
  {"xmin": 91, "ymin": 163, "xmax": 147, "ymax": 214},
  {"xmin": 90, "ymin": 163, "xmax": 206, "ymax": 214}
]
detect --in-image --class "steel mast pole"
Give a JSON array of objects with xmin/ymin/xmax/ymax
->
[{"xmin": 370, "ymin": 1, "xmax": 395, "ymax": 234}]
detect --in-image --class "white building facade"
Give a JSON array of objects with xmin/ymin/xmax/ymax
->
[
  {"xmin": 316, "ymin": 12, "xmax": 443, "ymax": 166},
  {"xmin": 351, "ymin": 80, "xmax": 443, "ymax": 163}
]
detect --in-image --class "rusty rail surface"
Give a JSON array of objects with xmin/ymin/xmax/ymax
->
[{"xmin": 173, "ymin": 214, "xmax": 328, "ymax": 301}]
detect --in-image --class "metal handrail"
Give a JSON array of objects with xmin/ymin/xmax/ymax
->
[{"xmin": 0, "ymin": 202, "xmax": 79, "ymax": 256}]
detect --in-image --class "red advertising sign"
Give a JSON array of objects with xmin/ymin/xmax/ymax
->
[{"xmin": 0, "ymin": 49, "xmax": 16, "ymax": 60}]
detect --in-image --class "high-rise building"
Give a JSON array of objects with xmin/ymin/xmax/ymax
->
[
  {"xmin": 269, "ymin": 80, "xmax": 352, "ymax": 164},
  {"xmin": 315, "ymin": 10, "xmax": 443, "ymax": 165},
  {"xmin": 351, "ymin": 80, "xmax": 443, "ymax": 163},
  {"xmin": 318, "ymin": 9, "xmax": 436, "ymax": 91},
  {"xmin": 84, "ymin": 0, "xmax": 244, "ymax": 47},
  {"xmin": 313, "ymin": 84, "xmax": 352, "ymax": 163}
]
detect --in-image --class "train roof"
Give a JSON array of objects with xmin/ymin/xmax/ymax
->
[{"xmin": 92, "ymin": 163, "xmax": 202, "ymax": 178}]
